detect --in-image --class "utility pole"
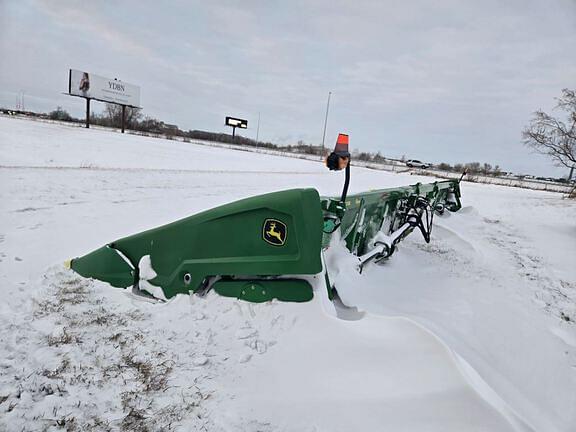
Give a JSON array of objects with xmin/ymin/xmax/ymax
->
[
  {"xmin": 16, "ymin": 91, "xmax": 25, "ymax": 111},
  {"xmin": 321, "ymin": 91, "xmax": 332, "ymax": 154},
  {"xmin": 256, "ymin": 112, "xmax": 261, "ymax": 143}
]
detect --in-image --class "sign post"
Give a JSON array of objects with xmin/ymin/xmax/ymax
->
[
  {"xmin": 85, "ymin": 98, "xmax": 91, "ymax": 129},
  {"xmin": 121, "ymin": 105, "xmax": 126, "ymax": 133}
]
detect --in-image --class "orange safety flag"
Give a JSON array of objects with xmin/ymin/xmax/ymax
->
[{"xmin": 334, "ymin": 133, "xmax": 350, "ymax": 157}]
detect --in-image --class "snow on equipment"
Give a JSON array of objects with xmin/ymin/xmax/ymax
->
[{"xmin": 68, "ymin": 134, "xmax": 462, "ymax": 302}]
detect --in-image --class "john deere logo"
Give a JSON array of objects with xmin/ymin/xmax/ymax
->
[{"xmin": 263, "ymin": 219, "xmax": 287, "ymax": 246}]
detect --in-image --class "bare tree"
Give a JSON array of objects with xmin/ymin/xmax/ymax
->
[
  {"xmin": 104, "ymin": 103, "xmax": 142, "ymax": 129},
  {"xmin": 523, "ymin": 89, "xmax": 576, "ymax": 169}
]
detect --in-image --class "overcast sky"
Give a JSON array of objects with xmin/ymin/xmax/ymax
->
[{"xmin": 1, "ymin": 0, "xmax": 575, "ymax": 176}]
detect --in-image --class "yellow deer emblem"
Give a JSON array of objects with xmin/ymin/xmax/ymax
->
[{"xmin": 263, "ymin": 219, "xmax": 286, "ymax": 246}]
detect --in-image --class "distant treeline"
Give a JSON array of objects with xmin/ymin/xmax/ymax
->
[
  {"xmin": 436, "ymin": 161, "xmax": 502, "ymax": 176},
  {"xmin": 3, "ymin": 105, "xmax": 570, "ymax": 183},
  {"xmin": 434, "ymin": 161, "xmax": 570, "ymax": 183},
  {"xmin": 43, "ymin": 105, "xmax": 332, "ymax": 156},
  {"xmin": 21, "ymin": 106, "xmax": 413, "ymax": 163},
  {"xmin": 38, "ymin": 105, "xmax": 404, "ymax": 162}
]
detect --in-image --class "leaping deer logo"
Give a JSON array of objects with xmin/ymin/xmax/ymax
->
[
  {"xmin": 263, "ymin": 219, "xmax": 286, "ymax": 246},
  {"xmin": 266, "ymin": 222, "xmax": 283, "ymax": 242}
]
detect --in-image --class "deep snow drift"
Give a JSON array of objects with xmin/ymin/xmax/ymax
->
[{"xmin": 0, "ymin": 116, "xmax": 574, "ymax": 431}]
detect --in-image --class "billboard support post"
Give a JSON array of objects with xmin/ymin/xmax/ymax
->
[
  {"xmin": 86, "ymin": 98, "xmax": 91, "ymax": 129},
  {"xmin": 121, "ymin": 105, "xmax": 126, "ymax": 133}
]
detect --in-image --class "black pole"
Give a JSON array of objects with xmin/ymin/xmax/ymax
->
[
  {"xmin": 232, "ymin": 126, "xmax": 236, "ymax": 141},
  {"xmin": 121, "ymin": 105, "xmax": 126, "ymax": 133},
  {"xmin": 340, "ymin": 161, "xmax": 351, "ymax": 203},
  {"xmin": 85, "ymin": 98, "xmax": 90, "ymax": 129}
]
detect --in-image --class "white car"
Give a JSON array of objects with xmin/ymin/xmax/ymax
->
[{"xmin": 405, "ymin": 159, "xmax": 430, "ymax": 169}]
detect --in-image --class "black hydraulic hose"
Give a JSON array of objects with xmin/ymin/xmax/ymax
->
[{"xmin": 341, "ymin": 162, "xmax": 351, "ymax": 203}]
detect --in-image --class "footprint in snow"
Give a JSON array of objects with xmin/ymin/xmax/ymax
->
[
  {"xmin": 236, "ymin": 328, "xmax": 257, "ymax": 340},
  {"xmin": 193, "ymin": 312, "xmax": 206, "ymax": 321},
  {"xmin": 248, "ymin": 339, "xmax": 267, "ymax": 354},
  {"xmin": 238, "ymin": 353, "xmax": 252, "ymax": 363},
  {"xmin": 270, "ymin": 315, "xmax": 285, "ymax": 328},
  {"xmin": 193, "ymin": 356, "xmax": 208, "ymax": 366}
]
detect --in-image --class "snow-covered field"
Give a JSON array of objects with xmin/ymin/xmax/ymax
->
[{"xmin": 0, "ymin": 116, "xmax": 574, "ymax": 432}]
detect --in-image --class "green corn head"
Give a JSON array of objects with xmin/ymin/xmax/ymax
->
[{"xmin": 69, "ymin": 179, "xmax": 462, "ymax": 303}]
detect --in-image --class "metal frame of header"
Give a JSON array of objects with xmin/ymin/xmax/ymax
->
[{"xmin": 66, "ymin": 69, "xmax": 141, "ymax": 133}]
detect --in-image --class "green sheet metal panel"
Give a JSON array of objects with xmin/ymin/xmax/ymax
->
[
  {"xmin": 71, "ymin": 245, "xmax": 134, "ymax": 288},
  {"xmin": 212, "ymin": 279, "xmax": 314, "ymax": 303},
  {"xmin": 71, "ymin": 188, "xmax": 324, "ymax": 298}
]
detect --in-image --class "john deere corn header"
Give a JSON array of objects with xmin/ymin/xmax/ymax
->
[{"xmin": 68, "ymin": 134, "xmax": 463, "ymax": 302}]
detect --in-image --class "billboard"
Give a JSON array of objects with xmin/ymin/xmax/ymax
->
[
  {"xmin": 225, "ymin": 116, "xmax": 247, "ymax": 128},
  {"xmin": 68, "ymin": 69, "xmax": 140, "ymax": 107}
]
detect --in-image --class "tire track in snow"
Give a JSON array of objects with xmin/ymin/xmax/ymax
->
[{"xmin": 481, "ymin": 217, "xmax": 575, "ymax": 323}]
